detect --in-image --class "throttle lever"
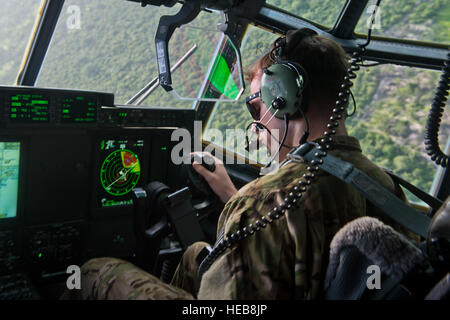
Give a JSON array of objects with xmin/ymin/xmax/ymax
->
[{"xmin": 145, "ymin": 215, "xmax": 171, "ymax": 239}]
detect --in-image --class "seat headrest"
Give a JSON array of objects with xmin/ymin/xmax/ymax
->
[
  {"xmin": 427, "ymin": 195, "xmax": 450, "ymax": 269},
  {"xmin": 324, "ymin": 216, "xmax": 427, "ymax": 300},
  {"xmin": 326, "ymin": 216, "xmax": 425, "ymax": 285},
  {"xmin": 428, "ymin": 195, "xmax": 450, "ymax": 241}
]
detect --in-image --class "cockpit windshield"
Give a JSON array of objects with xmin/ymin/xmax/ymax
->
[
  {"xmin": 0, "ymin": 0, "xmax": 43, "ymax": 85},
  {"xmin": 36, "ymin": 0, "xmax": 191, "ymax": 107},
  {"xmin": 266, "ymin": 0, "xmax": 348, "ymax": 28},
  {"xmin": 354, "ymin": 0, "xmax": 449, "ymax": 44},
  {"xmin": 36, "ymin": 1, "xmax": 245, "ymax": 107}
]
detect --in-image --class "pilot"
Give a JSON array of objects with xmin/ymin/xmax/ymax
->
[{"xmin": 67, "ymin": 28, "xmax": 414, "ymax": 300}]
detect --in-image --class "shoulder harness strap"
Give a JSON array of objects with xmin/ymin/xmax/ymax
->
[{"xmin": 287, "ymin": 143, "xmax": 431, "ymax": 238}]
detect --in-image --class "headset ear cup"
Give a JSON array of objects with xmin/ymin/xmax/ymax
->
[
  {"xmin": 288, "ymin": 61, "xmax": 310, "ymax": 118},
  {"xmin": 260, "ymin": 62, "xmax": 308, "ymax": 119}
]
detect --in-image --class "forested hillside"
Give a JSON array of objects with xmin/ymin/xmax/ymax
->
[
  {"xmin": 0, "ymin": 1, "xmax": 42, "ymax": 85},
  {"xmin": 0, "ymin": 0, "xmax": 448, "ymax": 198}
]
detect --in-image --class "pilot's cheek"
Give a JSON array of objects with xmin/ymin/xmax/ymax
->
[{"xmin": 259, "ymin": 129, "xmax": 270, "ymax": 150}]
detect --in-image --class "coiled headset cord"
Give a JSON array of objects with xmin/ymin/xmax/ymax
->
[
  {"xmin": 197, "ymin": 2, "xmax": 381, "ymax": 280},
  {"xmin": 425, "ymin": 52, "xmax": 450, "ymax": 167}
]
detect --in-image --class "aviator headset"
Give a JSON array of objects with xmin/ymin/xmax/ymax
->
[
  {"xmin": 246, "ymin": 28, "xmax": 318, "ymax": 122},
  {"xmin": 245, "ymin": 29, "xmax": 317, "ymax": 150}
]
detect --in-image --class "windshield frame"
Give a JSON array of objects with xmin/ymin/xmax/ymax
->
[{"xmin": 16, "ymin": 0, "xmax": 65, "ymax": 86}]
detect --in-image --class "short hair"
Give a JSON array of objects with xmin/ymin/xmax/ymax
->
[{"xmin": 246, "ymin": 28, "xmax": 350, "ymax": 110}]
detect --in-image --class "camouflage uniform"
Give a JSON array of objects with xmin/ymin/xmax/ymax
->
[{"xmin": 71, "ymin": 135, "xmax": 413, "ymax": 300}]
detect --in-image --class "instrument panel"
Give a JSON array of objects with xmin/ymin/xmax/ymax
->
[
  {"xmin": 0, "ymin": 86, "xmax": 113, "ymax": 127},
  {"xmin": 0, "ymin": 85, "xmax": 195, "ymax": 280}
]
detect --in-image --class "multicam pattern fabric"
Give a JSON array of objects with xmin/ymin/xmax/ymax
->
[
  {"xmin": 170, "ymin": 241, "xmax": 210, "ymax": 296},
  {"xmin": 69, "ymin": 257, "xmax": 194, "ymax": 300},
  {"xmin": 197, "ymin": 135, "xmax": 413, "ymax": 299},
  {"xmin": 71, "ymin": 135, "xmax": 416, "ymax": 300},
  {"xmin": 62, "ymin": 241, "xmax": 209, "ymax": 300}
]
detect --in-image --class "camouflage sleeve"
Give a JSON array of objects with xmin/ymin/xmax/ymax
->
[
  {"xmin": 71, "ymin": 257, "xmax": 195, "ymax": 300},
  {"xmin": 62, "ymin": 241, "xmax": 209, "ymax": 300},
  {"xmin": 170, "ymin": 241, "xmax": 210, "ymax": 297},
  {"xmin": 198, "ymin": 161, "xmax": 371, "ymax": 300},
  {"xmin": 199, "ymin": 162, "xmax": 317, "ymax": 299}
]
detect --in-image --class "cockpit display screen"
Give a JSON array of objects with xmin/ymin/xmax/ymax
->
[
  {"xmin": 0, "ymin": 142, "xmax": 20, "ymax": 219},
  {"xmin": 97, "ymin": 138, "xmax": 144, "ymax": 208},
  {"xmin": 9, "ymin": 94, "xmax": 49, "ymax": 122},
  {"xmin": 61, "ymin": 96, "xmax": 96, "ymax": 123}
]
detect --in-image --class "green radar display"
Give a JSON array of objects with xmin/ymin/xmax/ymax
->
[
  {"xmin": 100, "ymin": 149, "xmax": 141, "ymax": 196},
  {"xmin": 97, "ymin": 138, "xmax": 144, "ymax": 209}
]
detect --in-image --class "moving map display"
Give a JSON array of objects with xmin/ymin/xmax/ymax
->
[{"xmin": 0, "ymin": 142, "xmax": 20, "ymax": 219}]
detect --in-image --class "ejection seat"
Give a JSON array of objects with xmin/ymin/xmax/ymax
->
[{"xmin": 323, "ymin": 195, "xmax": 450, "ymax": 300}]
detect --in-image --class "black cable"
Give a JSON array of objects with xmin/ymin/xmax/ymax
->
[
  {"xmin": 245, "ymin": 105, "xmax": 311, "ymax": 153},
  {"xmin": 263, "ymin": 114, "xmax": 290, "ymax": 168},
  {"xmin": 347, "ymin": 90, "xmax": 357, "ymax": 117},
  {"xmin": 361, "ymin": 0, "xmax": 382, "ymax": 49},
  {"xmin": 245, "ymin": 121, "xmax": 296, "ymax": 150},
  {"xmin": 424, "ymin": 51, "xmax": 450, "ymax": 167},
  {"xmin": 297, "ymin": 106, "xmax": 310, "ymax": 145},
  {"xmin": 360, "ymin": 62, "xmax": 383, "ymax": 67}
]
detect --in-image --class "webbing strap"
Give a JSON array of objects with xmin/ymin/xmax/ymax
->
[
  {"xmin": 290, "ymin": 143, "xmax": 431, "ymax": 238},
  {"xmin": 383, "ymin": 169, "xmax": 443, "ymax": 210}
]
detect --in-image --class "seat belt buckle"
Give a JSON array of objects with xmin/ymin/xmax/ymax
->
[{"xmin": 287, "ymin": 142, "xmax": 319, "ymax": 163}]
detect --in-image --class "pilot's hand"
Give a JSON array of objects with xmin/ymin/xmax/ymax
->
[{"xmin": 191, "ymin": 152, "xmax": 238, "ymax": 203}]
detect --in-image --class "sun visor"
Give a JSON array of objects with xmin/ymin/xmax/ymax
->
[{"xmin": 167, "ymin": 25, "xmax": 245, "ymax": 102}]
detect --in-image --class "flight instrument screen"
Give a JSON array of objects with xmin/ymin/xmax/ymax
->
[
  {"xmin": 97, "ymin": 138, "xmax": 145, "ymax": 208},
  {"xmin": 9, "ymin": 93, "xmax": 49, "ymax": 122},
  {"xmin": 60, "ymin": 96, "xmax": 96, "ymax": 123},
  {"xmin": 0, "ymin": 142, "xmax": 20, "ymax": 219}
]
